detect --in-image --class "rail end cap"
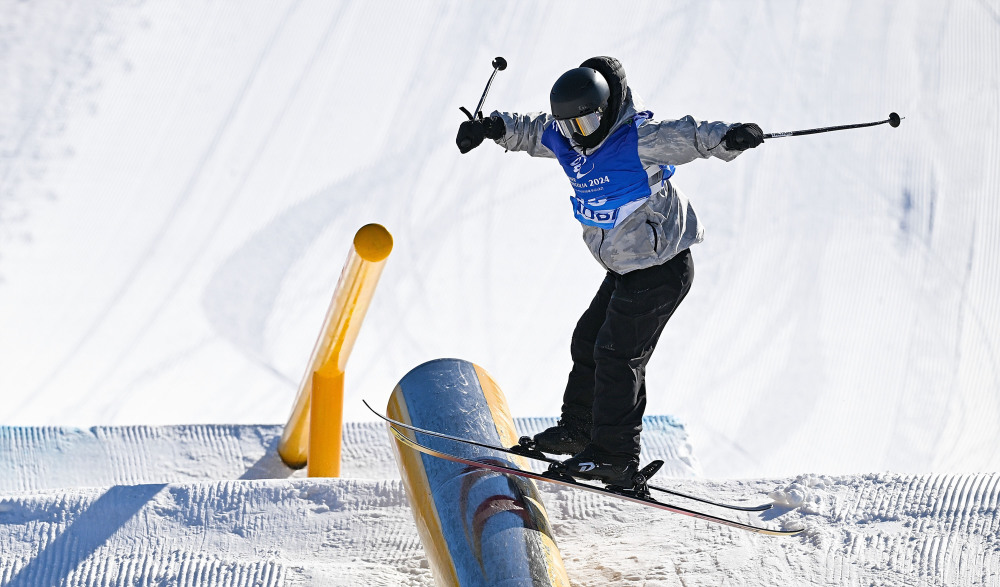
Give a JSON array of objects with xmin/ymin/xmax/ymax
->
[{"xmin": 354, "ymin": 223, "xmax": 393, "ymax": 262}]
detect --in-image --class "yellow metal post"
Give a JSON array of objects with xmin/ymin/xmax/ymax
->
[
  {"xmin": 308, "ymin": 368, "xmax": 345, "ymax": 477},
  {"xmin": 278, "ymin": 223, "xmax": 393, "ymax": 473}
]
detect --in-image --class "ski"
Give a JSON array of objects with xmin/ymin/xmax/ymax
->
[
  {"xmin": 387, "ymin": 426, "xmax": 802, "ymax": 536},
  {"xmin": 363, "ymin": 400, "xmax": 773, "ymax": 513}
]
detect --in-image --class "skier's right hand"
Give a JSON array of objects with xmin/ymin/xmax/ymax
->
[
  {"xmin": 456, "ymin": 116, "xmax": 505, "ymax": 154},
  {"xmin": 457, "ymin": 120, "xmax": 485, "ymax": 153}
]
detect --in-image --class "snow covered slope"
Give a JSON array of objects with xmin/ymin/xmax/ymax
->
[
  {"xmin": 3, "ymin": 0, "xmax": 999, "ymax": 479},
  {"xmin": 2, "ymin": 472, "xmax": 998, "ymax": 586},
  {"xmin": 1, "ymin": 422, "xmax": 997, "ymax": 586},
  {"xmin": 0, "ymin": 416, "xmax": 695, "ymax": 492},
  {"xmin": 0, "ymin": 418, "xmax": 693, "ymax": 586},
  {"xmin": 2, "ymin": 2, "xmax": 1000, "ymax": 584}
]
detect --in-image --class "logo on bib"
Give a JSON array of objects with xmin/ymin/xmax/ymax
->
[{"xmin": 571, "ymin": 154, "xmax": 595, "ymax": 179}]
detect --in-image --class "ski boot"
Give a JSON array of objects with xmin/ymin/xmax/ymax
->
[
  {"xmin": 608, "ymin": 461, "xmax": 664, "ymax": 499},
  {"xmin": 552, "ymin": 446, "xmax": 665, "ymax": 498},
  {"xmin": 559, "ymin": 445, "xmax": 640, "ymax": 487},
  {"xmin": 514, "ymin": 416, "xmax": 591, "ymax": 457}
]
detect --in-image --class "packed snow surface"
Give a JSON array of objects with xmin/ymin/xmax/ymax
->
[
  {"xmin": 2, "ymin": 0, "xmax": 999, "ymax": 479},
  {"xmin": 2, "ymin": 0, "xmax": 1000, "ymax": 585},
  {"xmin": 2, "ymin": 423, "xmax": 998, "ymax": 586}
]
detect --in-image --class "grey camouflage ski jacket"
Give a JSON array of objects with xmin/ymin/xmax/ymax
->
[{"xmin": 491, "ymin": 99, "xmax": 743, "ymax": 274}]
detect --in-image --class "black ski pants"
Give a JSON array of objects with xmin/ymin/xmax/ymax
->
[{"xmin": 561, "ymin": 248, "xmax": 694, "ymax": 459}]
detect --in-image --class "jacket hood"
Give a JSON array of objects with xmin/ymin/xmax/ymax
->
[{"xmin": 574, "ymin": 56, "xmax": 632, "ymax": 150}]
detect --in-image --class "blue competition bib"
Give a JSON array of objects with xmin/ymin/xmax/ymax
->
[{"xmin": 542, "ymin": 112, "xmax": 672, "ymax": 229}]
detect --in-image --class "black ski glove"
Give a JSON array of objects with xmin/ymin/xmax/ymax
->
[
  {"xmin": 456, "ymin": 116, "xmax": 505, "ymax": 154},
  {"xmin": 722, "ymin": 123, "xmax": 764, "ymax": 151}
]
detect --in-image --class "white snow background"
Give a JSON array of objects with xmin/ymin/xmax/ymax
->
[{"xmin": 1, "ymin": 1, "xmax": 999, "ymax": 585}]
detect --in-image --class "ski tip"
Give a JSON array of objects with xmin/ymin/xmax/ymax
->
[
  {"xmin": 722, "ymin": 502, "xmax": 773, "ymax": 512},
  {"xmin": 758, "ymin": 524, "xmax": 806, "ymax": 537}
]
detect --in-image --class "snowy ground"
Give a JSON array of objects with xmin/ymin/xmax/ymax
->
[
  {"xmin": 7, "ymin": 474, "xmax": 1000, "ymax": 586},
  {"xmin": 3, "ymin": 421, "xmax": 999, "ymax": 586},
  {"xmin": 2, "ymin": 0, "xmax": 1000, "ymax": 585},
  {"xmin": 2, "ymin": 421, "xmax": 998, "ymax": 586}
]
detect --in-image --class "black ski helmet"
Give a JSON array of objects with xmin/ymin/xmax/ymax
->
[{"xmin": 549, "ymin": 67, "xmax": 611, "ymax": 120}]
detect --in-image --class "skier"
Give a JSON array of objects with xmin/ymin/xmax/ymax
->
[{"xmin": 455, "ymin": 56, "xmax": 763, "ymax": 487}]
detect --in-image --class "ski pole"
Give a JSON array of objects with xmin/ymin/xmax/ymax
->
[
  {"xmin": 459, "ymin": 56, "xmax": 507, "ymax": 122},
  {"xmin": 764, "ymin": 112, "xmax": 902, "ymax": 139}
]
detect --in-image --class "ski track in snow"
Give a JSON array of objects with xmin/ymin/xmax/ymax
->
[
  {"xmin": 1, "ymin": 469, "xmax": 998, "ymax": 586},
  {"xmin": 0, "ymin": 417, "xmax": 694, "ymax": 493},
  {"xmin": 1, "ymin": 0, "xmax": 999, "ymax": 479},
  {"xmin": 2, "ymin": 421, "xmax": 999, "ymax": 585},
  {"xmin": 2, "ymin": 0, "xmax": 1000, "ymax": 585}
]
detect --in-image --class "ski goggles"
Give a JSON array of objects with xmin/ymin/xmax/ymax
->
[{"xmin": 554, "ymin": 110, "xmax": 603, "ymax": 138}]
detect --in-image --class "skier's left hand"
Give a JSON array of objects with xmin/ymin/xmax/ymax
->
[{"xmin": 722, "ymin": 123, "xmax": 764, "ymax": 151}]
